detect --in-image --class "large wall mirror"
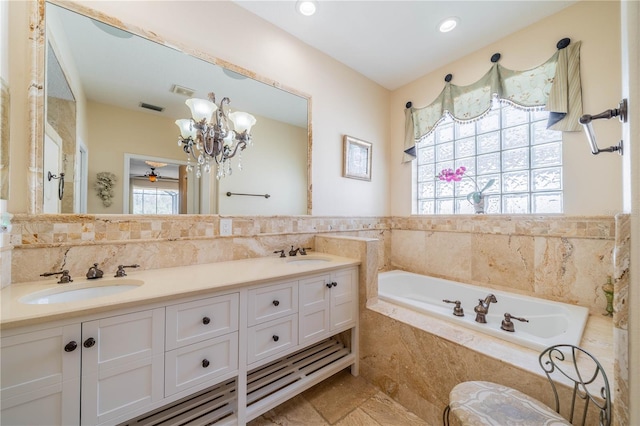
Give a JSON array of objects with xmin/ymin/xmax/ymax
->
[{"xmin": 36, "ymin": 1, "xmax": 311, "ymax": 215}]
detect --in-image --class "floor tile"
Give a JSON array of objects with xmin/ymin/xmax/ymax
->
[
  {"xmin": 247, "ymin": 395, "xmax": 327, "ymax": 426},
  {"xmin": 303, "ymin": 370, "xmax": 379, "ymax": 424},
  {"xmin": 359, "ymin": 392, "xmax": 426, "ymax": 425},
  {"xmin": 334, "ymin": 408, "xmax": 380, "ymax": 426}
]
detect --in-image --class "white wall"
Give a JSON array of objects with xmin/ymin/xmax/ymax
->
[{"xmin": 390, "ymin": 1, "xmax": 622, "ymax": 216}]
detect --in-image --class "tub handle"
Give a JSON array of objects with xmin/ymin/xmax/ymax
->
[
  {"xmin": 443, "ymin": 299, "xmax": 464, "ymax": 317},
  {"xmin": 501, "ymin": 313, "xmax": 529, "ymax": 332}
]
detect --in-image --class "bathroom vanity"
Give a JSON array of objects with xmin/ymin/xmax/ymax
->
[{"xmin": 0, "ymin": 254, "xmax": 359, "ymax": 425}]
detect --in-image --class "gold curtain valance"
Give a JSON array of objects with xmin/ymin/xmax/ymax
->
[{"xmin": 403, "ymin": 41, "xmax": 582, "ymax": 162}]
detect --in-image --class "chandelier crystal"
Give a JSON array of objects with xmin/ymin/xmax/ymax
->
[{"xmin": 176, "ymin": 93, "xmax": 256, "ymax": 179}]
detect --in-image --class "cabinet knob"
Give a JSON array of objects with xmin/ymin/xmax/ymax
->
[
  {"xmin": 326, "ymin": 283, "xmax": 333, "ymax": 288},
  {"xmin": 64, "ymin": 341, "xmax": 78, "ymax": 352},
  {"xmin": 272, "ymin": 335, "xmax": 279, "ymax": 342},
  {"xmin": 202, "ymin": 316, "xmax": 211, "ymax": 325},
  {"xmin": 332, "ymin": 282, "xmax": 338, "ymax": 287},
  {"xmin": 202, "ymin": 359, "xmax": 210, "ymax": 368},
  {"xmin": 83, "ymin": 337, "xmax": 96, "ymax": 348},
  {"xmin": 272, "ymin": 300, "xmax": 280, "ymax": 306}
]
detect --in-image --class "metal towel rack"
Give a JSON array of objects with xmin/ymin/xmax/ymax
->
[{"xmin": 226, "ymin": 191, "xmax": 270, "ymax": 199}]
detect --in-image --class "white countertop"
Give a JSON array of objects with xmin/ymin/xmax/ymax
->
[{"xmin": 1, "ymin": 253, "xmax": 360, "ymax": 330}]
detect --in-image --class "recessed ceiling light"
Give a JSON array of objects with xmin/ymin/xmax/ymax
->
[
  {"xmin": 296, "ymin": 0, "xmax": 317, "ymax": 16},
  {"xmin": 438, "ymin": 17, "xmax": 459, "ymax": 33}
]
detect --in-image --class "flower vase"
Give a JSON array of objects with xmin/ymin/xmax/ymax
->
[{"xmin": 470, "ymin": 193, "xmax": 485, "ymax": 214}]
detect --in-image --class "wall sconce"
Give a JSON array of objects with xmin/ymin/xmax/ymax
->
[{"xmin": 579, "ymin": 99, "xmax": 627, "ymax": 155}]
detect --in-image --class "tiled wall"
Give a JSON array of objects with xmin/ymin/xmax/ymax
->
[
  {"xmin": 8, "ymin": 214, "xmax": 390, "ymax": 284},
  {"xmin": 389, "ymin": 215, "xmax": 616, "ymax": 315}
]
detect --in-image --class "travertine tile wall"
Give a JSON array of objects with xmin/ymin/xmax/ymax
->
[
  {"xmin": 613, "ymin": 214, "xmax": 630, "ymax": 425},
  {"xmin": 8, "ymin": 214, "xmax": 390, "ymax": 284},
  {"xmin": 390, "ymin": 215, "xmax": 616, "ymax": 315}
]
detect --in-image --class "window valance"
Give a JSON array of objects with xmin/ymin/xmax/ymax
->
[{"xmin": 403, "ymin": 41, "xmax": 582, "ymax": 162}]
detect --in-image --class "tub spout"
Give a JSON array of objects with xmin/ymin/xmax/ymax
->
[{"xmin": 474, "ymin": 294, "xmax": 497, "ymax": 323}]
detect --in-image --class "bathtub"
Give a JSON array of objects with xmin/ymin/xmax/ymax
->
[{"xmin": 378, "ymin": 270, "xmax": 589, "ymax": 352}]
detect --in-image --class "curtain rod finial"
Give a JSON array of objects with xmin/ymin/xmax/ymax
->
[
  {"xmin": 557, "ymin": 38, "xmax": 570, "ymax": 49},
  {"xmin": 491, "ymin": 53, "xmax": 501, "ymax": 63},
  {"xmin": 444, "ymin": 74, "xmax": 453, "ymax": 82},
  {"xmin": 406, "ymin": 101, "xmax": 412, "ymax": 108}
]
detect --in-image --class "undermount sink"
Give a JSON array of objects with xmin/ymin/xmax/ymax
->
[
  {"xmin": 20, "ymin": 280, "xmax": 144, "ymax": 305},
  {"xmin": 286, "ymin": 256, "xmax": 332, "ymax": 265}
]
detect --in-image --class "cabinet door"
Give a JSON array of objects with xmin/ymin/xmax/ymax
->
[
  {"xmin": 330, "ymin": 268, "xmax": 358, "ymax": 330},
  {"xmin": 298, "ymin": 274, "xmax": 331, "ymax": 345},
  {"xmin": 0, "ymin": 324, "xmax": 81, "ymax": 426},
  {"xmin": 81, "ymin": 308, "xmax": 164, "ymax": 426}
]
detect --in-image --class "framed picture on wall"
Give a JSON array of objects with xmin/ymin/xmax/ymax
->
[{"xmin": 343, "ymin": 135, "xmax": 372, "ymax": 181}]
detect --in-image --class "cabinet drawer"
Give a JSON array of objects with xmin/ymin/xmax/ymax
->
[
  {"xmin": 247, "ymin": 315, "xmax": 298, "ymax": 364},
  {"xmin": 247, "ymin": 281, "xmax": 298, "ymax": 326},
  {"xmin": 166, "ymin": 293, "xmax": 239, "ymax": 350},
  {"xmin": 165, "ymin": 333, "xmax": 239, "ymax": 397}
]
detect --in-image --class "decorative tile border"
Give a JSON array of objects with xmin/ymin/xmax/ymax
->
[
  {"xmin": 10, "ymin": 214, "xmax": 615, "ymax": 249},
  {"xmin": 392, "ymin": 215, "xmax": 615, "ymax": 239}
]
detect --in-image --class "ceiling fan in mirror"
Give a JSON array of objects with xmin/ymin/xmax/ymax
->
[{"xmin": 137, "ymin": 161, "xmax": 172, "ymax": 183}]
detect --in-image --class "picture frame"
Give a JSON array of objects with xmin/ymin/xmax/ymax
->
[{"xmin": 342, "ymin": 135, "xmax": 372, "ymax": 181}]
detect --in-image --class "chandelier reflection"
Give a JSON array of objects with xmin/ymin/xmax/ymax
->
[{"xmin": 175, "ymin": 92, "xmax": 256, "ymax": 179}]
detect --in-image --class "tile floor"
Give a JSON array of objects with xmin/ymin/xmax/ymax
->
[{"xmin": 247, "ymin": 369, "xmax": 427, "ymax": 425}]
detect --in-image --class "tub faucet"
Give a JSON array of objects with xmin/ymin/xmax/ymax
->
[{"xmin": 474, "ymin": 294, "xmax": 497, "ymax": 323}]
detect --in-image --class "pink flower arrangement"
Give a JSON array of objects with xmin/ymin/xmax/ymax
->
[
  {"xmin": 437, "ymin": 166, "xmax": 468, "ymax": 182},
  {"xmin": 437, "ymin": 166, "xmax": 495, "ymax": 205}
]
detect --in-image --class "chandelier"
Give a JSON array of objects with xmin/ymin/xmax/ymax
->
[{"xmin": 175, "ymin": 93, "xmax": 256, "ymax": 179}]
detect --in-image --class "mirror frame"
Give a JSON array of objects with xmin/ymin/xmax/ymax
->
[{"xmin": 28, "ymin": 0, "xmax": 313, "ymax": 215}]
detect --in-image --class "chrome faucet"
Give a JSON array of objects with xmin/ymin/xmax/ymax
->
[
  {"xmin": 86, "ymin": 263, "xmax": 104, "ymax": 279},
  {"xmin": 474, "ymin": 294, "xmax": 497, "ymax": 323},
  {"xmin": 289, "ymin": 246, "xmax": 300, "ymax": 256}
]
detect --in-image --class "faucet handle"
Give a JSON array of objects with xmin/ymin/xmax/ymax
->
[
  {"xmin": 299, "ymin": 247, "xmax": 312, "ymax": 255},
  {"xmin": 443, "ymin": 299, "xmax": 464, "ymax": 316},
  {"xmin": 500, "ymin": 313, "xmax": 529, "ymax": 332},
  {"xmin": 273, "ymin": 250, "xmax": 286, "ymax": 258},
  {"xmin": 40, "ymin": 269, "xmax": 73, "ymax": 284},
  {"xmin": 114, "ymin": 264, "xmax": 140, "ymax": 277}
]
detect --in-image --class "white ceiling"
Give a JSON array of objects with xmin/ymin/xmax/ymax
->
[{"xmin": 234, "ymin": 0, "xmax": 576, "ymax": 90}]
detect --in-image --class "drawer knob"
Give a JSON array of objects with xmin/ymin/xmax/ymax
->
[
  {"xmin": 83, "ymin": 337, "xmax": 96, "ymax": 348},
  {"xmin": 272, "ymin": 300, "xmax": 280, "ymax": 306},
  {"xmin": 326, "ymin": 282, "xmax": 338, "ymax": 288},
  {"xmin": 64, "ymin": 341, "xmax": 78, "ymax": 352},
  {"xmin": 202, "ymin": 359, "xmax": 210, "ymax": 368},
  {"xmin": 202, "ymin": 316, "xmax": 211, "ymax": 325},
  {"xmin": 272, "ymin": 335, "xmax": 279, "ymax": 342}
]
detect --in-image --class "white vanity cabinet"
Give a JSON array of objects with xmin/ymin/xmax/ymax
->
[
  {"xmin": 299, "ymin": 268, "xmax": 358, "ymax": 345},
  {"xmin": 0, "ymin": 324, "xmax": 81, "ymax": 426},
  {"xmin": 1, "ymin": 261, "xmax": 359, "ymax": 426}
]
